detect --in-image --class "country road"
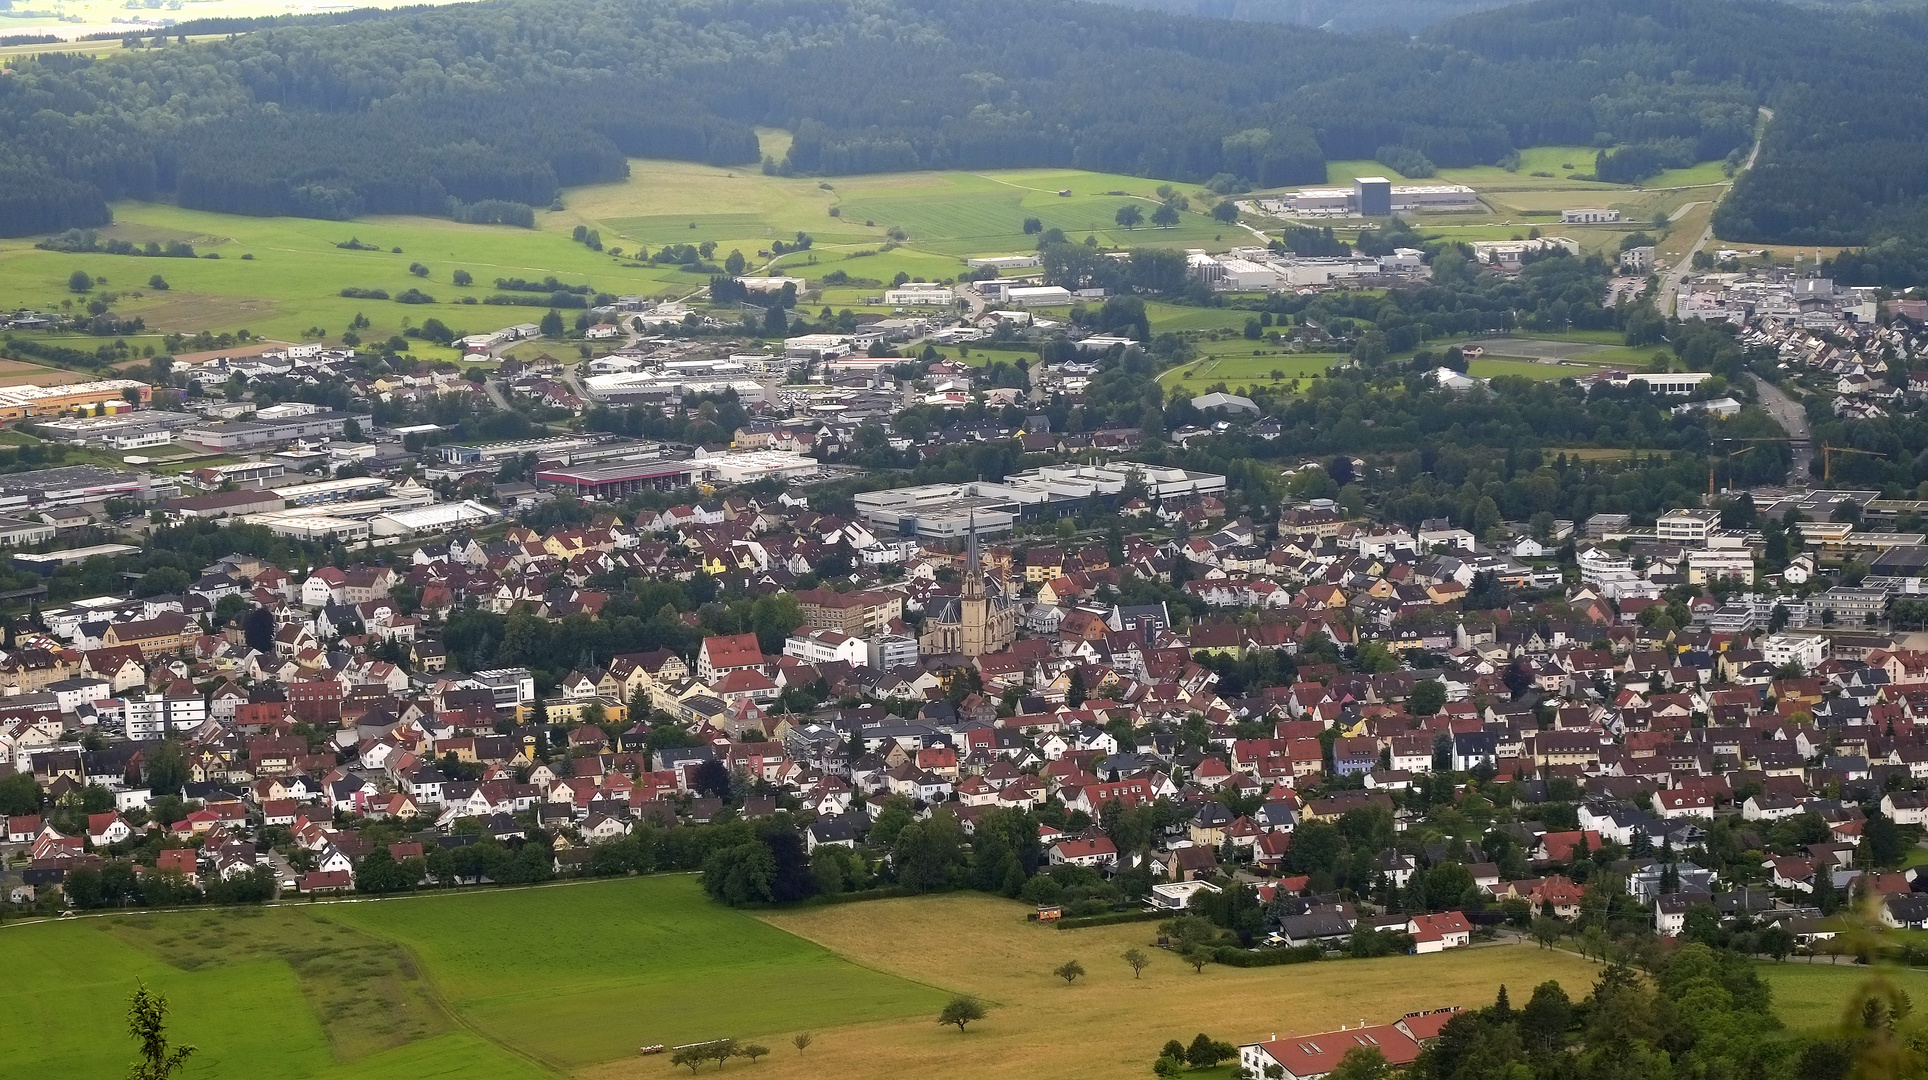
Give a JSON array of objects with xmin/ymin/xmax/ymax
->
[
  {"xmin": 1659, "ymin": 106, "xmax": 1773, "ymax": 315},
  {"xmin": 1749, "ymin": 372, "xmax": 1813, "ymax": 482}
]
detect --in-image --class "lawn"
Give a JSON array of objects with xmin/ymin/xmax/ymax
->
[
  {"xmin": 1757, "ymin": 961, "xmax": 1928, "ymax": 1032},
  {"xmin": 320, "ymin": 876, "xmax": 949, "ymax": 1069},
  {"xmin": 1470, "ymin": 358, "xmax": 1582, "ymax": 380},
  {"xmin": 706, "ymin": 894, "xmax": 1603, "ymax": 1080}
]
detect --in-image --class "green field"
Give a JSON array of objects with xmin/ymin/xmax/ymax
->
[
  {"xmin": 1759, "ymin": 962, "xmax": 1928, "ymax": 1032},
  {"xmin": 1157, "ymin": 352, "xmax": 1345, "ymax": 395},
  {"xmin": 0, "ymin": 877, "xmax": 946, "ymax": 1079}
]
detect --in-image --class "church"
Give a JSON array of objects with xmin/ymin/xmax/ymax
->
[{"xmin": 919, "ymin": 523, "xmax": 1018, "ymax": 658}]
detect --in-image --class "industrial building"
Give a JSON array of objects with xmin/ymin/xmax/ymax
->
[
  {"xmin": 883, "ymin": 285, "xmax": 955, "ymax": 306},
  {"xmin": 965, "ymin": 254, "xmax": 1042, "ymax": 271},
  {"xmin": 0, "ymin": 380, "xmax": 150, "ymax": 420},
  {"xmin": 183, "ymin": 409, "xmax": 360, "ymax": 450},
  {"xmin": 0, "ymin": 515, "xmax": 55, "ymax": 547},
  {"xmin": 0, "ymin": 465, "xmax": 149, "ymax": 513},
  {"xmin": 1354, "ymin": 176, "xmax": 1393, "ymax": 217},
  {"xmin": 241, "ymin": 513, "xmax": 373, "ymax": 542},
  {"xmin": 32, "ymin": 411, "xmax": 197, "ymax": 449},
  {"xmin": 437, "ymin": 435, "xmax": 607, "ymax": 467},
  {"xmin": 1260, "ymin": 180, "xmax": 1476, "ymax": 217},
  {"xmin": 1562, "ymin": 208, "xmax": 1621, "ymax": 223},
  {"xmin": 13, "ymin": 543, "xmax": 142, "ymax": 572},
  {"xmin": 698, "ymin": 450, "xmax": 823, "ymax": 485},
  {"xmin": 856, "ymin": 463, "xmax": 1225, "ymax": 538},
  {"xmin": 274, "ymin": 476, "xmax": 396, "ymax": 506},
  {"xmin": 369, "ymin": 501, "xmax": 502, "ymax": 538},
  {"xmin": 534, "ymin": 458, "xmax": 704, "ymax": 499}
]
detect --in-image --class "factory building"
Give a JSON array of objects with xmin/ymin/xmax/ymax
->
[{"xmin": 534, "ymin": 459, "xmax": 704, "ymax": 499}]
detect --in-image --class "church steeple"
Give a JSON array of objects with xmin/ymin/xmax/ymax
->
[{"xmin": 962, "ymin": 512, "xmax": 985, "ymax": 601}]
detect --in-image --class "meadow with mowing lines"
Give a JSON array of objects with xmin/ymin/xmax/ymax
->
[
  {"xmin": 1157, "ymin": 353, "xmax": 1347, "ymax": 396},
  {"xmin": 320, "ymin": 876, "xmax": 948, "ymax": 1069},
  {"xmin": 0, "ymin": 876, "xmax": 945, "ymax": 1079}
]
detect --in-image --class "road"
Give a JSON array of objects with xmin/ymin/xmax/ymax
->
[
  {"xmin": 1658, "ymin": 106, "xmax": 1773, "ymax": 315},
  {"xmin": 1749, "ymin": 373, "xmax": 1813, "ymax": 482}
]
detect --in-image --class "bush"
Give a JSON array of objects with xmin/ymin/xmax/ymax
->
[
  {"xmin": 394, "ymin": 288, "xmax": 435, "ymax": 304},
  {"xmin": 339, "ymin": 287, "xmax": 389, "ymax": 300}
]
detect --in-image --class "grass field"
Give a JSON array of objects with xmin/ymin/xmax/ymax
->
[
  {"xmin": 0, "ymin": 877, "xmax": 944, "ymax": 1079},
  {"xmin": 1758, "ymin": 962, "xmax": 1928, "ymax": 1032},
  {"xmin": 1, "ymin": 879, "xmax": 1900, "ymax": 1080},
  {"xmin": 689, "ymin": 895, "xmax": 1607, "ymax": 1080},
  {"xmin": 1157, "ymin": 353, "xmax": 1346, "ymax": 395},
  {"xmin": 321, "ymin": 877, "xmax": 948, "ymax": 1069}
]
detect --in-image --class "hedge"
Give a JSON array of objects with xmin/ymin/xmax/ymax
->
[
  {"xmin": 1054, "ymin": 909, "xmax": 1168, "ymax": 930},
  {"xmin": 1210, "ymin": 944, "xmax": 1324, "ymax": 967}
]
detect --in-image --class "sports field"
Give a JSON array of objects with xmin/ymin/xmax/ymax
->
[{"xmin": 1157, "ymin": 353, "xmax": 1346, "ymax": 396}]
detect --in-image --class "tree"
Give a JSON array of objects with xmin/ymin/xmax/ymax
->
[
  {"xmin": 1151, "ymin": 202, "xmax": 1180, "ymax": 228},
  {"xmin": 790, "ymin": 1033, "xmax": 813, "ymax": 1053},
  {"xmin": 453, "ymin": 268, "xmax": 472, "ymax": 286},
  {"xmin": 1212, "ymin": 200, "xmax": 1239, "ymax": 223},
  {"xmin": 1530, "ymin": 915, "xmax": 1563, "ymax": 949},
  {"xmin": 148, "ymin": 275, "xmax": 168, "ymax": 290},
  {"xmin": 1122, "ymin": 947, "xmax": 1150, "ymax": 979},
  {"xmin": 69, "ymin": 270, "xmax": 93, "ymax": 292},
  {"xmin": 1410, "ymin": 679, "xmax": 1446, "ymax": 715},
  {"xmin": 539, "ymin": 308, "xmax": 565, "ymax": 337},
  {"xmin": 1054, "ymin": 959, "xmax": 1086, "ymax": 983},
  {"xmin": 145, "ymin": 741, "xmax": 187, "ymax": 796},
  {"xmin": 707, "ymin": 1038, "xmax": 740, "ymax": 1069},
  {"xmin": 0, "ymin": 771, "xmax": 40, "ymax": 815},
  {"xmin": 938, "ymin": 995, "xmax": 985, "ymax": 1031},
  {"xmin": 672, "ymin": 1047, "xmax": 705, "ymax": 1074},
  {"xmin": 1327, "ymin": 1046, "xmax": 1390, "ymax": 1080},
  {"xmin": 1115, "ymin": 204, "xmax": 1144, "ymax": 229},
  {"xmin": 1186, "ymin": 1033, "xmax": 1234, "ymax": 1068},
  {"xmin": 725, "ymin": 250, "xmax": 747, "ymax": 275},
  {"xmin": 1760, "ymin": 923, "xmax": 1794, "ymax": 961},
  {"xmin": 741, "ymin": 1043, "xmax": 768, "ymax": 1064},
  {"xmin": 1519, "ymin": 980, "xmax": 1571, "ymax": 1051},
  {"xmin": 1182, "ymin": 944, "xmax": 1212, "ymax": 973},
  {"xmin": 126, "ymin": 981, "xmax": 195, "ymax": 1080}
]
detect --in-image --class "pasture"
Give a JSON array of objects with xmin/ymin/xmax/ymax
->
[{"xmin": 1757, "ymin": 962, "xmax": 1928, "ymax": 1032}]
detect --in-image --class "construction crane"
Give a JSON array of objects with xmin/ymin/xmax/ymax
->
[
  {"xmin": 1705, "ymin": 437, "xmax": 1785, "ymax": 495},
  {"xmin": 1822, "ymin": 443, "xmax": 1885, "ymax": 482},
  {"xmin": 1709, "ymin": 446, "xmax": 1753, "ymax": 495}
]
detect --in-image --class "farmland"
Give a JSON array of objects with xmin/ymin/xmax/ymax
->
[
  {"xmin": 718, "ymin": 894, "xmax": 1604, "ymax": 1080},
  {"xmin": 0, "ymin": 876, "xmax": 944, "ymax": 1079}
]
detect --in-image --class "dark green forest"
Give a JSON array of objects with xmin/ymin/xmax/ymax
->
[{"xmin": 2, "ymin": 0, "xmax": 1923, "ymax": 247}]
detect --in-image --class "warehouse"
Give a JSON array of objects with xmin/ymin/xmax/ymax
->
[
  {"xmin": 182, "ymin": 409, "xmax": 360, "ymax": 450},
  {"xmin": 535, "ymin": 459, "xmax": 704, "ymax": 499},
  {"xmin": 274, "ymin": 476, "xmax": 394, "ymax": 506},
  {"xmin": 165, "ymin": 489, "xmax": 287, "ymax": 520},
  {"xmin": 0, "ymin": 465, "xmax": 147, "ymax": 512},
  {"xmin": 700, "ymin": 450, "xmax": 823, "ymax": 485},
  {"xmin": 0, "ymin": 380, "xmax": 150, "ymax": 420},
  {"xmin": 240, "ymin": 512, "xmax": 372, "ymax": 542},
  {"xmin": 370, "ymin": 500, "xmax": 502, "ymax": 538}
]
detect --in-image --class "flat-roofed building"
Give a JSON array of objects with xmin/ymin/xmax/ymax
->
[
  {"xmin": 534, "ymin": 459, "xmax": 703, "ymax": 499},
  {"xmin": 0, "ymin": 380, "xmax": 150, "ymax": 420}
]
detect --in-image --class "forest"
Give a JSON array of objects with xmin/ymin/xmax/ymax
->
[{"xmin": 0, "ymin": 0, "xmax": 1919, "ymax": 247}]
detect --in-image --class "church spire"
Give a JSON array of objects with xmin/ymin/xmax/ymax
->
[{"xmin": 963, "ymin": 512, "xmax": 985, "ymax": 601}]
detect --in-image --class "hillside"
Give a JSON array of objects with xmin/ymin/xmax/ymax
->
[{"xmin": 0, "ymin": 0, "xmax": 1924, "ymax": 252}]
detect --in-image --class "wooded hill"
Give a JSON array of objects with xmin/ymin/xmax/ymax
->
[{"xmin": 0, "ymin": 0, "xmax": 1923, "ymax": 253}]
